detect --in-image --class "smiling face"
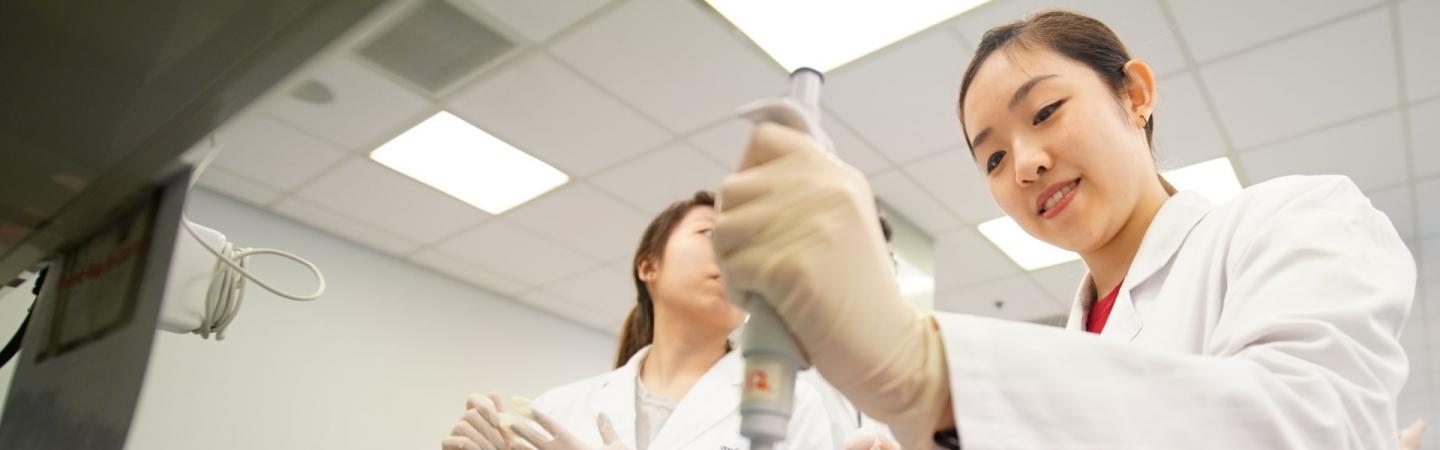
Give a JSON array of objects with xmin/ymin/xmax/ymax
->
[{"xmin": 961, "ymin": 45, "xmax": 1161, "ymax": 254}]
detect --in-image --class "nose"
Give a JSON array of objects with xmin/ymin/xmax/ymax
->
[{"xmin": 1012, "ymin": 138, "xmax": 1051, "ymax": 187}]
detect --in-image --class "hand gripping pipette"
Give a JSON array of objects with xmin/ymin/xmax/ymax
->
[{"xmin": 735, "ymin": 68, "xmax": 832, "ymax": 450}]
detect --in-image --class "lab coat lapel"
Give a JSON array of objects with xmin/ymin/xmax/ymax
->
[
  {"xmin": 597, "ymin": 347, "xmax": 645, "ymax": 449},
  {"xmin": 1066, "ymin": 192, "xmax": 1214, "ymax": 342},
  {"xmin": 646, "ymin": 350, "xmax": 742, "ymax": 449}
]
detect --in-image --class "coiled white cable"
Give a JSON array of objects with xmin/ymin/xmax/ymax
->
[{"xmin": 180, "ymin": 137, "xmax": 327, "ymax": 340}]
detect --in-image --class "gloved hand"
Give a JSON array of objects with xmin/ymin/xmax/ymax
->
[
  {"xmin": 713, "ymin": 122, "xmax": 952, "ymax": 449},
  {"xmin": 843, "ymin": 431, "xmax": 901, "ymax": 450},
  {"xmin": 510, "ymin": 410, "xmax": 630, "ymax": 450},
  {"xmin": 1400, "ymin": 418, "xmax": 1425, "ymax": 450},
  {"xmin": 441, "ymin": 392, "xmax": 522, "ymax": 450}
]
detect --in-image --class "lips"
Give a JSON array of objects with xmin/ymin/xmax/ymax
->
[{"xmin": 1037, "ymin": 178, "xmax": 1081, "ymax": 215}]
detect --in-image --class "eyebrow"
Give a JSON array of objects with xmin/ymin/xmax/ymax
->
[{"xmin": 968, "ymin": 74, "xmax": 1059, "ymax": 154}]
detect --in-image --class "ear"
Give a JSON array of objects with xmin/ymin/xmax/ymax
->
[
  {"xmin": 1122, "ymin": 59, "xmax": 1157, "ymax": 127},
  {"xmin": 637, "ymin": 258, "xmax": 658, "ymax": 283}
]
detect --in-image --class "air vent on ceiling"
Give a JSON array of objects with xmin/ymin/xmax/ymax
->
[{"xmin": 357, "ymin": 0, "xmax": 515, "ymax": 94}]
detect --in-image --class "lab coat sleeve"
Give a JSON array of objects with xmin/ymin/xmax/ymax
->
[{"xmin": 936, "ymin": 178, "xmax": 1414, "ymax": 449}]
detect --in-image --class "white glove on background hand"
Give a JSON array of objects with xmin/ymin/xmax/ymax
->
[
  {"xmin": 510, "ymin": 411, "xmax": 630, "ymax": 450},
  {"xmin": 713, "ymin": 122, "xmax": 952, "ymax": 450},
  {"xmin": 442, "ymin": 392, "xmax": 521, "ymax": 450},
  {"xmin": 1400, "ymin": 418, "xmax": 1425, "ymax": 450},
  {"xmin": 843, "ymin": 431, "xmax": 901, "ymax": 450}
]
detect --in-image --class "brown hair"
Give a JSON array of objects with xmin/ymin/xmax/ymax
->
[
  {"xmin": 614, "ymin": 191, "xmax": 716, "ymax": 368},
  {"xmin": 957, "ymin": 10, "xmax": 1176, "ymax": 194}
]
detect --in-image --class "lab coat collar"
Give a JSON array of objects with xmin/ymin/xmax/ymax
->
[
  {"xmin": 646, "ymin": 349, "xmax": 743, "ymax": 449},
  {"xmin": 596, "ymin": 346, "xmax": 646, "ymax": 448},
  {"xmin": 1065, "ymin": 191, "xmax": 1214, "ymax": 341}
]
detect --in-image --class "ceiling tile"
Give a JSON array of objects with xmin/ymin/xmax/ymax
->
[
  {"xmin": 1369, "ymin": 185, "xmax": 1418, "ymax": 241},
  {"xmin": 292, "ymin": 158, "xmax": 491, "ymax": 242},
  {"xmin": 1153, "ymin": 73, "xmax": 1228, "ymax": 168},
  {"xmin": 503, "ymin": 183, "xmax": 650, "ymax": 263},
  {"xmin": 1421, "ymin": 238, "xmax": 1440, "ymax": 282},
  {"xmin": 1237, "ymin": 112, "xmax": 1407, "ymax": 191},
  {"xmin": 549, "ymin": 0, "xmax": 785, "ymax": 133},
  {"xmin": 1200, "ymin": 9, "xmax": 1396, "ymax": 149},
  {"xmin": 547, "ymin": 263, "xmax": 636, "ymax": 320},
  {"xmin": 1412, "ymin": 99, "xmax": 1440, "ymax": 179},
  {"xmin": 1418, "ymin": 178, "xmax": 1440, "ymax": 236},
  {"xmin": 901, "ymin": 149, "xmax": 1002, "ymax": 223},
  {"xmin": 522, "ymin": 289, "xmax": 622, "ymax": 335},
  {"xmin": 438, "ymin": 219, "xmax": 597, "ymax": 285},
  {"xmin": 466, "ymin": 0, "xmax": 610, "ymax": 43},
  {"xmin": 686, "ymin": 114, "xmax": 892, "ymax": 175},
  {"xmin": 591, "ymin": 143, "xmax": 729, "ymax": 215},
  {"xmin": 212, "ymin": 113, "xmax": 348, "ymax": 189},
  {"xmin": 826, "ymin": 29, "xmax": 971, "ymax": 164},
  {"xmin": 1029, "ymin": 260, "xmax": 1088, "ymax": 305},
  {"xmin": 446, "ymin": 53, "xmax": 671, "ymax": 176},
  {"xmin": 271, "ymin": 196, "xmax": 423, "ymax": 256},
  {"xmin": 868, "ymin": 170, "xmax": 965, "ymax": 235},
  {"xmin": 196, "ymin": 168, "xmax": 284, "ymax": 207},
  {"xmin": 1400, "ymin": 0, "xmax": 1440, "ymax": 101},
  {"xmin": 1166, "ymin": 0, "xmax": 1381, "ymax": 62},
  {"xmin": 262, "ymin": 57, "xmax": 432, "ymax": 151},
  {"xmin": 953, "ymin": 0, "xmax": 1188, "ymax": 75},
  {"xmin": 933, "ymin": 227, "xmax": 1022, "ymax": 291},
  {"xmin": 935, "ymin": 274, "xmax": 1064, "ymax": 321},
  {"xmin": 408, "ymin": 249, "xmax": 531, "ymax": 297}
]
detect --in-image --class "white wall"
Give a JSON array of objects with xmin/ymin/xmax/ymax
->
[{"xmin": 1, "ymin": 189, "xmax": 615, "ymax": 449}]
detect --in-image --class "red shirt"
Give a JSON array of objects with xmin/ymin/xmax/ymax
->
[{"xmin": 1086, "ymin": 282, "xmax": 1123, "ymax": 334}]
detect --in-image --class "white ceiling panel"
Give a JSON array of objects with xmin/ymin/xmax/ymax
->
[
  {"xmin": 952, "ymin": 0, "xmax": 1188, "ymax": 76},
  {"xmin": 1418, "ymin": 178, "xmax": 1440, "ymax": 237},
  {"xmin": 1166, "ymin": 0, "xmax": 1381, "ymax": 62},
  {"xmin": 212, "ymin": 114, "xmax": 348, "ymax": 189},
  {"xmin": 1422, "ymin": 238, "xmax": 1440, "ymax": 282},
  {"xmin": 685, "ymin": 114, "xmax": 892, "ymax": 175},
  {"xmin": 1200, "ymin": 9, "xmax": 1396, "ymax": 150},
  {"xmin": 901, "ymin": 149, "xmax": 1003, "ymax": 224},
  {"xmin": 503, "ymin": 183, "xmax": 650, "ymax": 263},
  {"xmin": 868, "ymin": 170, "xmax": 965, "ymax": 234},
  {"xmin": 935, "ymin": 274, "xmax": 1064, "ymax": 321},
  {"xmin": 262, "ymin": 57, "xmax": 432, "ymax": 151},
  {"xmin": 1153, "ymin": 73, "xmax": 1228, "ymax": 168},
  {"xmin": 933, "ymin": 227, "xmax": 1022, "ymax": 291},
  {"xmin": 1412, "ymin": 99, "xmax": 1440, "ymax": 179},
  {"xmin": 408, "ymin": 248, "xmax": 531, "ymax": 297},
  {"xmin": 196, "ymin": 169, "xmax": 284, "ymax": 207},
  {"xmin": 826, "ymin": 29, "xmax": 971, "ymax": 164},
  {"xmin": 549, "ymin": 0, "xmax": 785, "ymax": 133},
  {"xmin": 522, "ymin": 289, "xmax": 622, "ymax": 335},
  {"xmin": 1369, "ymin": 185, "xmax": 1418, "ymax": 241},
  {"xmin": 446, "ymin": 53, "xmax": 672, "ymax": 176},
  {"xmin": 438, "ymin": 218, "xmax": 598, "ymax": 285},
  {"xmin": 1237, "ymin": 112, "xmax": 1407, "ymax": 191},
  {"xmin": 465, "ymin": 0, "xmax": 611, "ymax": 43},
  {"xmin": 292, "ymin": 158, "xmax": 491, "ymax": 243},
  {"xmin": 591, "ymin": 143, "xmax": 729, "ymax": 215},
  {"xmin": 547, "ymin": 263, "xmax": 636, "ymax": 320},
  {"xmin": 1400, "ymin": 0, "xmax": 1440, "ymax": 101},
  {"xmin": 271, "ymin": 196, "xmax": 423, "ymax": 257},
  {"xmin": 1029, "ymin": 260, "xmax": 1088, "ymax": 305}
]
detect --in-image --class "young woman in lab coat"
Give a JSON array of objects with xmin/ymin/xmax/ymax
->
[
  {"xmin": 712, "ymin": 10, "xmax": 1416, "ymax": 450},
  {"xmin": 441, "ymin": 191, "xmax": 833, "ymax": 450}
]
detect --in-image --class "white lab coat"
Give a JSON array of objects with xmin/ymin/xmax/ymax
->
[
  {"xmin": 532, "ymin": 346, "xmax": 834, "ymax": 450},
  {"xmin": 935, "ymin": 175, "xmax": 1414, "ymax": 449}
]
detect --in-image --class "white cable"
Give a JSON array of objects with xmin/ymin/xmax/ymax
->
[{"xmin": 179, "ymin": 136, "xmax": 327, "ymax": 340}]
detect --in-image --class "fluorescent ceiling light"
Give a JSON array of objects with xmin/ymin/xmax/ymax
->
[
  {"xmin": 894, "ymin": 254, "xmax": 935, "ymax": 300},
  {"xmin": 1162, "ymin": 157, "xmax": 1243, "ymax": 205},
  {"xmin": 705, "ymin": 0, "xmax": 994, "ymax": 72},
  {"xmin": 370, "ymin": 112, "xmax": 568, "ymax": 214},
  {"xmin": 978, "ymin": 217, "xmax": 1080, "ymax": 271},
  {"xmin": 976, "ymin": 157, "xmax": 1245, "ymax": 271}
]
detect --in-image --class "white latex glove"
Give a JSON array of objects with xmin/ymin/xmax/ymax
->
[
  {"xmin": 1401, "ymin": 418, "xmax": 1425, "ymax": 450},
  {"xmin": 510, "ymin": 410, "xmax": 630, "ymax": 450},
  {"xmin": 713, "ymin": 122, "xmax": 951, "ymax": 449},
  {"xmin": 843, "ymin": 431, "xmax": 901, "ymax": 450},
  {"xmin": 442, "ymin": 393, "xmax": 524, "ymax": 450}
]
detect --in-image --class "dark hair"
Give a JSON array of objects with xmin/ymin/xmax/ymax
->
[
  {"xmin": 957, "ymin": 10, "xmax": 1154, "ymax": 149},
  {"xmin": 614, "ymin": 191, "xmax": 716, "ymax": 368}
]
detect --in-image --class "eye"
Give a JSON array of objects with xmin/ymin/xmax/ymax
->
[
  {"xmin": 700, "ymin": 228, "xmax": 713, "ymax": 238},
  {"xmin": 1033, "ymin": 99, "xmax": 1065, "ymax": 125},
  {"xmin": 986, "ymin": 151, "xmax": 1006, "ymax": 174}
]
